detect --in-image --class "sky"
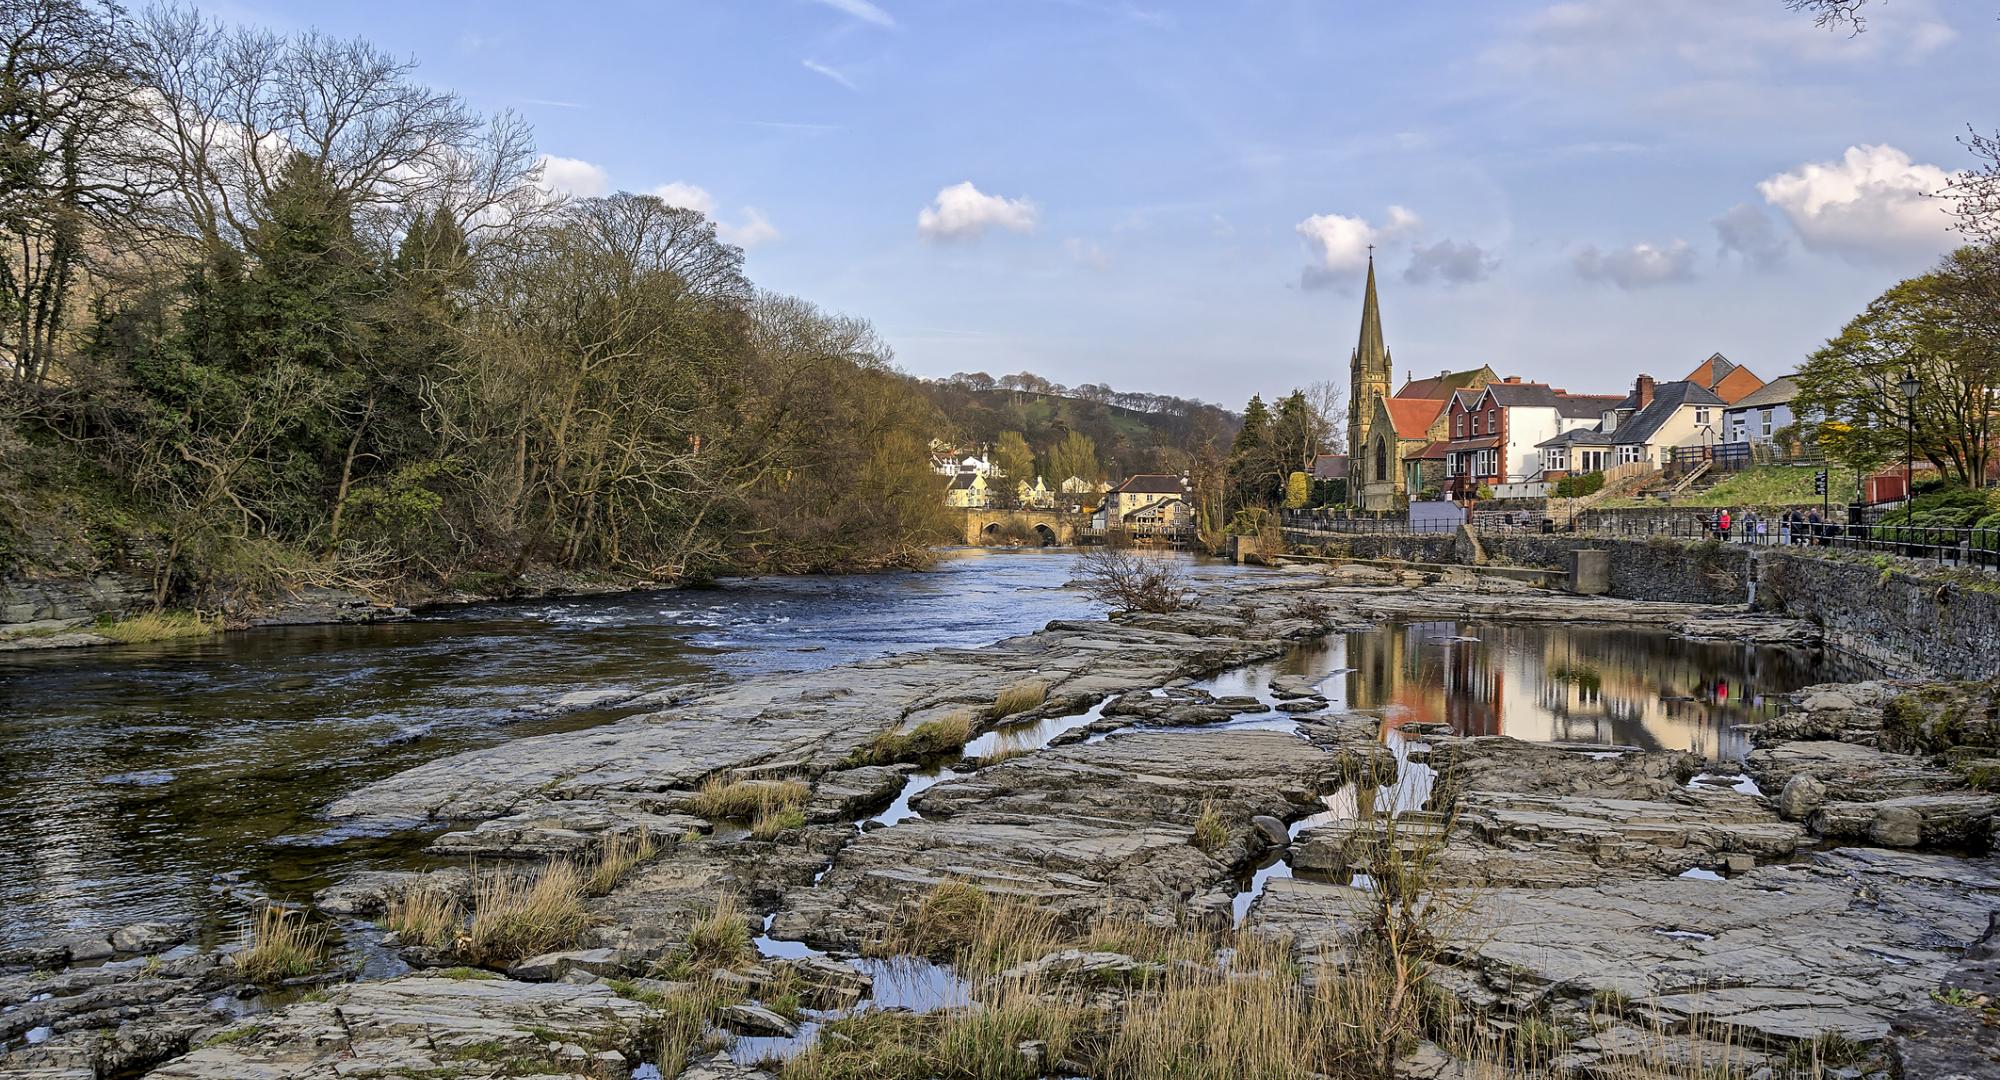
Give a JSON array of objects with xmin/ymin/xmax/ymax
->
[{"xmin": 223, "ymin": 0, "xmax": 1994, "ymax": 407}]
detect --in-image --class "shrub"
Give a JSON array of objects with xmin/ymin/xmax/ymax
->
[{"xmin": 1073, "ymin": 547, "xmax": 1199, "ymax": 613}]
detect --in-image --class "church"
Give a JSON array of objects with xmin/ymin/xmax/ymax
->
[{"xmin": 1345, "ymin": 256, "xmax": 1496, "ymax": 510}]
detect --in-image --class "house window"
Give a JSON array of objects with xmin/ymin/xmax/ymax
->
[
  {"xmin": 1619, "ymin": 445, "xmax": 1645, "ymax": 465},
  {"xmin": 1760, "ymin": 409, "xmax": 1774, "ymax": 437},
  {"xmin": 1455, "ymin": 414, "xmax": 1464, "ymax": 437},
  {"xmin": 1547, "ymin": 449, "xmax": 1567, "ymax": 471},
  {"xmin": 1470, "ymin": 414, "xmax": 1480, "ymax": 435},
  {"xmin": 1695, "ymin": 406, "xmax": 1711, "ymax": 425}
]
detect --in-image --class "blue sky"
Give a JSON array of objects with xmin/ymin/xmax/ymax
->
[{"xmin": 229, "ymin": 0, "xmax": 1991, "ymax": 407}]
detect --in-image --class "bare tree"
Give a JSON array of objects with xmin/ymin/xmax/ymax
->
[{"xmin": 1073, "ymin": 546, "xmax": 1199, "ymax": 613}]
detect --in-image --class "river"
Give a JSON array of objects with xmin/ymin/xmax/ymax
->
[{"xmin": 0, "ymin": 552, "xmax": 1857, "ymax": 950}]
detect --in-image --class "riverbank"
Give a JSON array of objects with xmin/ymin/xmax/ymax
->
[{"xmin": 7, "ymin": 560, "xmax": 1993, "ymax": 1078}]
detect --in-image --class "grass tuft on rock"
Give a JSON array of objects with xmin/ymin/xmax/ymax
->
[
  {"xmin": 992, "ymin": 680, "xmax": 1049, "ymax": 717},
  {"xmin": 654, "ymin": 894, "xmax": 753, "ymax": 980},
  {"xmin": 384, "ymin": 885, "xmax": 464, "ymax": 949},
  {"xmin": 232, "ymin": 907, "xmax": 328, "ymax": 983},
  {"xmin": 465, "ymin": 861, "xmax": 591, "ymax": 966},
  {"xmin": 849, "ymin": 711, "xmax": 976, "ymax": 766},
  {"xmin": 685, "ymin": 776, "xmax": 809, "ymax": 821},
  {"xmin": 584, "ymin": 829, "xmax": 659, "ymax": 895},
  {"xmin": 1191, "ymin": 798, "xmax": 1227, "ymax": 853},
  {"xmin": 750, "ymin": 805, "xmax": 807, "ymax": 840},
  {"xmin": 93, "ymin": 610, "xmax": 222, "ymax": 644}
]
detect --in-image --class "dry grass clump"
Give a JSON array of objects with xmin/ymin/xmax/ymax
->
[
  {"xmin": 751, "ymin": 804, "xmax": 807, "ymax": 840},
  {"xmin": 969, "ymin": 740, "xmax": 1032, "ymax": 769},
  {"xmin": 851, "ymin": 711, "xmax": 976, "ymax": 766},
  {"xmin": 991, "ymin": 680, "xmax": 1049, "ymax": 718},
  {"xmin": 686, "ymin": 776, "xmax": 810, "ymax": 821},
  {"xmin": 783, "ymin": 996, "xmax": 1083, "ymax": 1080},
  {"xmin": 654, "ymin": 894, "xmax": 754, "ymax": 980},
  {"xmin": 584, "ymin": 829, "xmax": 659, "ymax": 895},
  {"xmin": 1191, "ymin": 797, "xmax": 1228, "ymax": 853},
  {"xmin": 383, "ymin": 886, "xmax": 464, "ymax": 949},
  {"xmin": 94, "ymin": 611, "xmax": 222, "ymax": 644},
  {"xmin": 232, "ymin": 907, "xmax": 328, "ymax": 983},
  {"xmin": 464, "ymin": 861, "xmax": 591, "ymax": 966}
]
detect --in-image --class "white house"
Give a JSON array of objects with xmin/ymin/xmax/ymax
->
[{"xmin": 1722, "ymin": 375, "xmax": 1799, "ymax": 447}]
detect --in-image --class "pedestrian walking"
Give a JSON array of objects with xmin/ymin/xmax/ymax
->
[
  {"xmin": 1718, "ymin": 508, "xmax": 1733, "ymax": 542},
  {"xmin": 1807, "ymin": 509, "xmax": 1822, "ymax": 546}
]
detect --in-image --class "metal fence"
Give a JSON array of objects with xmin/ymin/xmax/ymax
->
[{"xmin": 1283, "ymin": 506, "xmax": 2000, "ymax": 572}]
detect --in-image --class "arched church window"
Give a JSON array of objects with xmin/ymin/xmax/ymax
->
[{"xmin": 1375, "ymin": 438, "xmax": 1388, "ymax": 481}]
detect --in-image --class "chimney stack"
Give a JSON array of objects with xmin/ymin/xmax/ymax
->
[
  {"xmin": 1503, "ymin": 375, "xmax": 1522, "ymax": 384},
  {"xmin": 1635, "ymin": 374, "xmax": 1656, "ymax": 409}
]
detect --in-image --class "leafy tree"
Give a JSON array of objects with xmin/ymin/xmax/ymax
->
[
  {"xmin": 1795, "ymin": 245, "xmax": 2000, "ymax": 487},
  {"xmin": 1283, "ymin": 471, "xmax": 1310, "ymax": 509},
  {"xmin": 1047, "ymin": 430, "xmax": 1100, "ymax": 485}
]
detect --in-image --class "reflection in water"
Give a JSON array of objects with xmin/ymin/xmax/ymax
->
[
  {"xmin": 0, "ymin": 549, "xmax": 1212, "ymax": 948},
  {"xmin": 1226, "ymin": 620, "xmax": 1861, "ymax": 759}
]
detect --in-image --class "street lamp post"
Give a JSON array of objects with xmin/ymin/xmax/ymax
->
[{"xmin": 1899, "ymin": 369, "xmax": 1920, "ymax": 515}]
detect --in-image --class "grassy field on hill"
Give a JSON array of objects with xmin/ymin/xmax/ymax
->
[{"xmin": 1601, "ymin": 464, "xmax": 1859, "ymax": 508}]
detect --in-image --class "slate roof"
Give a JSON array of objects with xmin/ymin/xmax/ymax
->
[
  {"xmin": 1612, "ymin": 380, "xmax": 1726, "ymax": 445},
  {"xmin": 1385, "ymin": 396, "xmax": 1447, "ymax": 439},
  {"xmin": 1412, "ymin": 441, "xmax": 1451, "ymax": 460},
  {"xmin": 1114, "ymin": 474, "xmax": 1186, "ymax": 495},
  {"xmin": 1724, "ymin": 374, "xmax": 1799, "ymax": 411},
  {"xmin": 1556, "ymin": 394, "xmax": 1624, "ymax": 419},
  {"xmin": 1396, "ymin": 367, "xmax": 1494, "ymax": 400},
  {"xmin": 1438, "ymin": 436, "xmax": 1501, "ymax": 453},
  {"xmin": 1538, "ymin": 428, "xmax": 1616, "ymax": 448},
  {"xmin": 1311, "ymin": 453, "xmax": 1349, "ymax": 480},
  {"xmin": 948, "ymin": 474, "xmax": 980, "ymax": 490}
]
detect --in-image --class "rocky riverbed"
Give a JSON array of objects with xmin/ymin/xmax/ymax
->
[{"xmin": 3, "ymin": 563, "xmax": 1995, "ymax": 1079}]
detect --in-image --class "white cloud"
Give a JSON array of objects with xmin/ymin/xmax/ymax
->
[
  {"xmin": 1572, "ymin": 240, "xmax": 1696, "ymax": 289},
  {"xmin": 809, "ymin": 0, "xmax": 895, "ymax": 28},
  {"xmin": 649, "ymin": 182, "xmax": 717, "ymax": 216},
  {"xmin": 1295, "ymin": 205, "xmax": 1420, "ymax": 289},
  {"xmin": 1756, "ymin": 144, "xmax": 1957, "ymax": 263},
  {"xmin": 1491, "ymin": 0, "xmax": 1956, "ymax": 79},
  {"xmin": 1404, "ymin": 239, "xmax": 1498, "ymax": 286},
  {"xmin": 1712, "ymin": 202, "xmax": 1789, "ymax": 269},
  {"xmin": 802, "ymin": 59, "xmax": 857, "ymax": 91},
  {"xmin": 534, "ymin": 154, "xmax": 609, "ymax": 197},
  {"xmin": 720, "ymin": 208, "xmax": 781, "ymax": 249},
  {"xmin": 917, "ymin": 181, "xmax": 1039, "ymax": 242},
  {"xmin": 1063, "ymin": 237, "xmax": 1109, "ymax": 270}
]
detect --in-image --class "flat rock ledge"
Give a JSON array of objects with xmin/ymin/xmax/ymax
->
[{"xmin": 146, "ymin": 976, "xmax": 654, "ymax": 1080}]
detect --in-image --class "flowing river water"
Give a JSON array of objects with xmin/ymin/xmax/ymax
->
[{"xmin": 0, "ymin": 552, "xmax": 1862, "ymax": 952}]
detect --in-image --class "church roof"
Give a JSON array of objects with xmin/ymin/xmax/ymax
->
[
  {"xmin": 1397, "ymin": 367, "xmax": 1494, "ymax": 400},
  {"xmin": 1384, "ymin": 396, "xmax": 1446, "ymax": 439},
  {"xmin": 1353, "ymin": 254, "xmax": 1387, "ymax": 378}
]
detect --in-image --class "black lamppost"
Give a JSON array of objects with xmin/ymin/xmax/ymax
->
[{"xmin": 1899, "ymin": 368, "xmax": 1920, "ymax": 513}]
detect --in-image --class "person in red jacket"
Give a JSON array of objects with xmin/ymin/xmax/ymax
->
[{"xmin": 1718, "ymin": 508, "xmax": 1733, "ymax": 540}]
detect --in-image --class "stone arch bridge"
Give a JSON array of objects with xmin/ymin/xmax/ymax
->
[{"xmin": 954, "ymin": 508, "xmax": 1085, "ymax": 546}]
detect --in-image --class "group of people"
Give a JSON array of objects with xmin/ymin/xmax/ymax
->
[{"xmin": 1703, "ymin": 507, "xmax": 1827, "ymax": 545}]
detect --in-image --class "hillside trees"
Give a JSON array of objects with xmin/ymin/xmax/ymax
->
[{"xmin": 0, "ymin": 4, "xmax": 956, "ymax": 603}]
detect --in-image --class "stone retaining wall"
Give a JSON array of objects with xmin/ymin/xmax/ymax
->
[{"xmin": 1282, "ymin": 529, "xmax": 1998, "ymax": 679}]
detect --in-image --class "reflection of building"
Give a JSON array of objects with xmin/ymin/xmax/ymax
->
[{"xmin": 1344, "ymin": 622, "xmax": 1502, "ymax": 737}]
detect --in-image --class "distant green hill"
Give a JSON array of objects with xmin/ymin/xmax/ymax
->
[{"xmin": 912, "ymin": 380, "xmax": 1241, "ymax": 479}]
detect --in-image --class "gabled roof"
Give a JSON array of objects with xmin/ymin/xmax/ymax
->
[
  {"xmin": 1710, "ymin": 366, "xmax": 1766, "ymax": 404},
  {"xmin": 1725, "ymin": 374, "xmax": 1800, "ymax": 411},
  {"xmin": 1556, "ymin": 393, "xmax": 1624, "ymax": 419},
  {"xmin": 1122, "ymin": 496, "xmax": 1185, "ymax": 520},
  {"xmin": 1311, "ymin": 452, "xmax": 1349, "ymax": 480},
  {"xmin": 1384, "ymin": 396, "xmax": 1447, "ymax": 439},
  {"xmin": 1538, "ymin": 427, "xmax": 1615, "ymax": 448},
  {"xmin": 1396, "ymin": 367, "xmax": 1494, "ymax": 400},
  {"xmin": 948, "ymin": 473, "xmax": 981, "ymax": 490},
  {"xmin": 1114, "ymin": 474, "xmax": 1186, "ymax": 495},
  {"xmin": 1683, "ymin": 351, "xmax": 1765, "ymax": 404},
  {"xmin": 1612, "ymin": 381, "xmax": 1726, "ymax": 445}
]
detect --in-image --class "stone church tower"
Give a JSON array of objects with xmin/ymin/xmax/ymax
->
[{"xmin": 1346, "ymin": 254, "xmax": 1392, "ymax": 473}]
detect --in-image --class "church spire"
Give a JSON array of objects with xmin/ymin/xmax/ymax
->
[{"xmin": 1353, "ymin": 249, "xmax": 1386, "ymax": 379}]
